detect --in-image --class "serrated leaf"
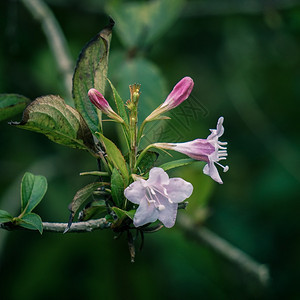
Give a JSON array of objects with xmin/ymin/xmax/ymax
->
[
  {"xmin": 20, "ymin": 213, "xmax": 43, "ymax": 234},
  {"xmin": 107, "ymin": 79, "xmax": 128, "ymax": 124},
  {"xmin": 0, "ymin": 210, "xmax": 13, "ymax": 223},
  {"xmin": 0, "ymin": 94, "xmax": 30, "ymax": 122},
  {"xmin": 73, "ymin": 20, "xmax": 114, "ymax": 133},
  {"xmin": 111, "ymin": 168, "xmax": 125, "ymax": 207},
  {"xmin": 96, "ymin": 133, "xmax": 129, "ymax": 184},
  {"xmin": 158, "ymin": 158, "xmax": 195, "ymax": 172},
  {"xmin": 136, "ymin": 151, "xmax": 158, "ymax": 174},
  {"xmin": 10, "ymin": 95, "xmax": 98, "ymax": 153},
  {"xmin": 21, "ymin": 172, "xmax": 47, "ymax": 215},
  {"xmin": 69, "ymin": 182, "xmax": 109, "ymax": 219}
]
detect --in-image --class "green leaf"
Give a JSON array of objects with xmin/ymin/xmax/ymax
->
[
  {"xmin": 106, "ymin": 0, "xmax": 184, "ymax": 48},
  {"xmin": 10, "ymin": 95, "xmax": 98, "ymax": 154},
  {"xmin": 73, "ymin": 20, "xmax": 114, "ymax": 133},
  {"xmin": 96, "ymin": 133, "xmax": 129, "ymax": 184},
  {"xmin": 20, "ymin": 213, "xmax": 43, "ymax": 234},
  {"xmin": 0, "ymin": 94, "xmax": 30, "ymax": 122},
  {"xmin": 111, "ymin": 168, "xmax": 125, "ymax": 208},
  {"xmin": 0, "ymin": 210, "xmax": 13, "ymax": 223},
  {"xmin": 21, "ymin": 172, "xmax": 47, "ymax": 215},
  {"xmin": 107, "ymin": 79, "xmax": 128, "ymax": 124},
  {"xmin": 136, "ymin": 151, "xmax": 159, "ymax": 174},
  {"xmin": 158, "ymin": 158, "xmax": 195, "ymax": 172},
  {"xmin": 69, "ymin": 182, "xmax": 108, "ymax": 220},
  {"xmin": 112, "ymin": 207, "xmax": 135, "ymax": 221},
  {"xmin": 79, "ymin": 200, "xmax": 107, "ymax": 221}
]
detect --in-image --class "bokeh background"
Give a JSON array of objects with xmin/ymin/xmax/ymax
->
[{"xmin": 1, "ymin": 0, "xmax": 300, "ymax": 299}]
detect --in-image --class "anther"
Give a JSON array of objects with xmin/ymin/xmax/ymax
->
[
  {"xmin": 216, "ymin": 162, "xmax": 229, "ymax": 172},
  {"xmin": 157, "ymin": 205, "xmax": 165, "ymax": 211}
]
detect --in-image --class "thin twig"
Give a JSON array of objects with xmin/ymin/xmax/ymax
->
[
  {"xmin": 43, "ymin": 218, "xmax": 111, "ymax": 232},
  {"xmin": 21, "ymin": 0, "xmax": 73, "ymax": 99},
  {"xmin": 177, "ymin": 214, "xmax": 270, "ymax": 287},
  {"xmin": 0, "ymin": 218, "xmax": 111, "ymax": 233}
]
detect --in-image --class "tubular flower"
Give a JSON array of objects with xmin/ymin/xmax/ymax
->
[
  {"xmin": 154, "ymin": 117, "xmax": 229, "ymax": 184},
  {"xmin": 124, "ymin": 167, "xmax": 193, "ymax": 228},
  {"xmin": 145, "ymin": 77, "xmax": 194, "ymax": 122},
  {"xmin": 88, "ymin": 88, "xmax": 124, "ymax": 123}
]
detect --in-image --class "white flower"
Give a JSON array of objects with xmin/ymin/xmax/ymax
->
[{"xmin": 124, "ymin": 168, "xmax": 193, "ymax": 228}]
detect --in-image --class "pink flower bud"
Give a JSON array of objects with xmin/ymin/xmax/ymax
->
[
  {"xmin": 88, "ymin": 88, "xmax": 124, "ymax": 123},
  {"xmin": 161, "ymin": 76, "xmax": 194, "ymax": 110},
  {"xmin": 145, "ymin": 77, "xmax": 194, "ymax": 122},
  {"xmin": 88, "ymin": 88, "xmax": 112, "ymax": 114}
]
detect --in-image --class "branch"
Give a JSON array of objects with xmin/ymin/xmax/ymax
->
[
  {"xmin": 21, "ymin": 0, "xmax": 73, "ymax": 99},
  {"xmin": 0, "ymin": 218, "xmax": 111, "ymax": 233},
  {"xmin": 177, "ymin": 214, "xmax": 270, "ymax": 287}
]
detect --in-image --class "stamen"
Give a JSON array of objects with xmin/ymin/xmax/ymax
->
[
  {"xmin": 218, "ymin": 141, "xmax": 228, "ymax": 145},
  {"xmin": 163, "ymin": 188, "xmax": 168, "ymax": 195},
  {"xmin": 216, "ymin": 162, "xmax": 229, "ymax": 172},
  {"xmin": 218, "ymin": 150, "xmax": 227, "ymax": 154},
  {"xmin": 145, "ymin": 185, "xmax": 174, "ymax": 208}
]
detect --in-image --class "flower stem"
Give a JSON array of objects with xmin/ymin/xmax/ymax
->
[
  {"xmin": 128, "ymin": 84, "xmax": 141, "ymax": 174},
  {"xmin": 129, "ymin": 108, "xmax": 138, "ymax": 173}
]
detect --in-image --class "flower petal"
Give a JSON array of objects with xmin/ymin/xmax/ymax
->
[
  {"xmin": 207, "ymin": 116, "xmax": 224, "ymax": 140},
  {"xmin": 124, "ymin": 179, "xmax": 146, "ymax": 204},
  {"xmin": 147, "ymin": 167, "xmax": 169, "ymax": 186},
  {"xmin": 133, "ymin": 198, "xmax": 159, "ymax": 227},
  {"xmin": 203, "ymin": 162, "xmax": 223, "ymax": 184},
  {"xmin": 158, "ymin": 201, "xmax": 178, "ymax": 228},
  {"xmin": 166, "ymin": 178, "xmax": 193, "ymax": 203}
]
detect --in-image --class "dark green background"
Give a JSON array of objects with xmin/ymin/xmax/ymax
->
[{"xmin": 1, "ymin": 0, "xmax": 299, "ymax": 299}]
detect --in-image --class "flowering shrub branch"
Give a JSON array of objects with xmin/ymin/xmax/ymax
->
[{"xmin": 0, "ymin": 18, "xmax": 229, "ymax": 263}]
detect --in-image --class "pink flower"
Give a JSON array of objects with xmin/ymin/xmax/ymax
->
[
  {"xmin": 88, "ymin": 88, "xmax": 124, "ymax": 123},
  {"xmin": 124, "ymin": 168, "xmax": 193, "ymax": 228},
  {"xmin": 145, "ymin": 77, "xmax": 194, "ymax": 121},
  {"xmin": 154, "ymin": 117, "xmax": 229, "ymax": 184}
]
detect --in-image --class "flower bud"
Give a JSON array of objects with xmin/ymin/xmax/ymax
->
[
  {"xmin": 145, "ymin": 77, "xmax": 194, "ymax": 122},
  {"xmin": 161, "ymin": 76, "xmax": 194, "ymax": 110},
  {"xmin": 88, "ymin": 88, "xmax": 124, "ymax": 123}
]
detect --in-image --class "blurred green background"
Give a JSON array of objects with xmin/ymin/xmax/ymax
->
[{"xmin": 1, "ymin": 0, "xmax": 300, "ymax": 299}]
